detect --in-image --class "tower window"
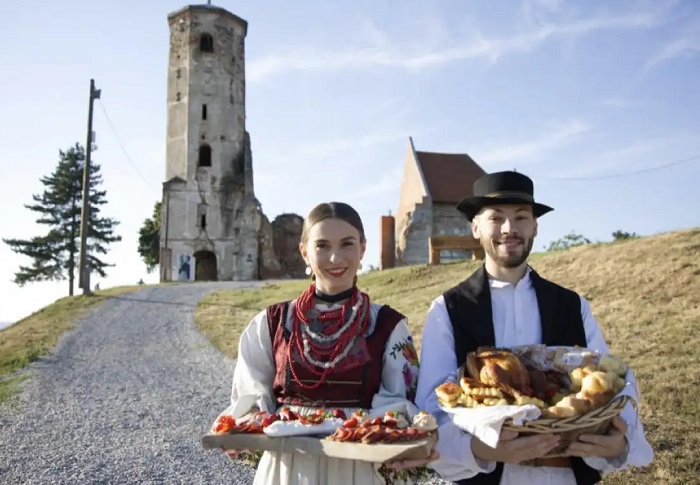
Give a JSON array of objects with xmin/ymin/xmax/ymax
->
[
  {"xmin": 234, "ymin": 153, "xmax": 244, "ymax": 176},
  {"xmin": 202, "ymin": 104, "xmax": 207, "ymax": 120},
  {"xmin": 198, "ymin": 144, "xmax": 212, "ymax": 167},
  {"xmin": 200, "ymin": 33, "xmax": 214, "ymax": 53},
  {"xmin": 197, "ymin": 203, "xmax": 208, "ymax": 229}
]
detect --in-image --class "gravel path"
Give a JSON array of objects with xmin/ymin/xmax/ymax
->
[
  {"xmin": 0, "ymin": 283, "xmax": 261, "ymax": 485},
  {"xmin": 0, "ymin": 283, "xmax": 449, "ymax": 485}
]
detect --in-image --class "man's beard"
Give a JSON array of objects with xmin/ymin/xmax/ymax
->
[{"xmin": 484, "ymin": 236, "xmax": 534, "ymax": 268}]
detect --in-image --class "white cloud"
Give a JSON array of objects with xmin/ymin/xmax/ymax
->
[
  {"xmin": 644, "ymin": 37, "xmax": 700, "ymax": 72},
  {"xmin": 248, "ymin": 10, "xmax": 659, "ymax": 82},
  {"xmin": 528, "ymin": 0, "xmax": 564, "ymax": 12},
  {"xmin": 475, "ymin": 119, "xmax": 590, "ymax": 167}
]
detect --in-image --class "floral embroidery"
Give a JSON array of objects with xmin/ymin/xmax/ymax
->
[
  {"xmin": 390, "ymin": 337, "xmax": 419, "ymax": 367},
  {"xmin": 402, "ymin": 363, "xmax": 418, "ymax": 402},
  {"xmin": 390, "ymin": 336, "xmax": 419, "ymax": 402}
]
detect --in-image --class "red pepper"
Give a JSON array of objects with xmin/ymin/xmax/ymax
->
[
  {"xmin": 332, "ymin": 409, "xmax": 347, "ymax": 420},
  {"xmin": 261, "ymin": 414, "xmax": 280, "ymax": 428},
  {"xmin": 307, "ymin": 414, "xmax": 325, "ymax": 425},
  {"xmin": 280, "ymin": 408, "xmax": 298, "ymax": 421},
  {"xmin": 214, "ymin": 415, "xmax": 236, "ymax": 433},
  {"xmin": 342, "ymin": 417, "xmax": 358, "ymax": 428},
  {"xmin": 383, "ymin": 418, "xmax": 398, "ymax": 428}
]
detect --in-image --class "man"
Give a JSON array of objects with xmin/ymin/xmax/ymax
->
[{"xmin": 415, "ymin": 171, "xmax": 653, "ymax": 484}]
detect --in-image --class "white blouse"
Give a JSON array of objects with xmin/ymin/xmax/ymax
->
[{"xmin": 216, "ymin": 301, "xmax": 422, "ymax": 485}]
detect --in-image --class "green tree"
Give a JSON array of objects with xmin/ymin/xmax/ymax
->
[
  {"xmin": 546, "ymin": 231, "xmax": 592, "ymax": 252},
  {"xmin": 612, "ymin": 230, "xmax": 638, "ymax": 241},
  {"xmin": 138, "ymin": 201, "xmax": 161, "ymax": 272},
  {"xmin": 3, "ymin": 143, "xmax": 121, "ymax": 295}
]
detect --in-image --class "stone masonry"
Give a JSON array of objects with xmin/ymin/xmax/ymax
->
[{"xmin": 159, "ymin": 5, "xmax": 295, "ymax": 282}]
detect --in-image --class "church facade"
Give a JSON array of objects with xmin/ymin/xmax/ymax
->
[{"xmin": 383, "ymin": 137, "xmax": 487, "ymax": 267}]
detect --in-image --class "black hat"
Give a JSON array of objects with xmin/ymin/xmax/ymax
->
[{"xmin": 456, "ymin": 171, "xmax": 554, "ymax": 221}]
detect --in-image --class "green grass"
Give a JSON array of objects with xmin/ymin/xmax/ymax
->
[
  {"xmin": 0, "ymin": 285, "xmax": 141, "ymax": 405},
  {"xmin": 194, "ymin": 228, "xmax": 700, "ymax": 485}
]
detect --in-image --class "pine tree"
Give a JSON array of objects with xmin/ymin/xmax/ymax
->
[
  {"xmin": 3, "ymin": 143, "xmax": 121, "ymax": 295},
  {"xmin": 137, "ymin": 201, "xmax": 161, "ymax": 272}
]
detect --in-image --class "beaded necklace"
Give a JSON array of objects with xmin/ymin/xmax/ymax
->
[{"xmin": 288, "ymin": 283, "xmax": 370, "ymax": 389}]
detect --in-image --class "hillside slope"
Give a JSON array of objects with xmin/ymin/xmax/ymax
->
[
  {"xmin": 196, "ymin": 228, "xmax": 700, "ymax": 484},
  {"xmin": 0, "ymin": 286, "xmax": 141, "ymax": 404}
]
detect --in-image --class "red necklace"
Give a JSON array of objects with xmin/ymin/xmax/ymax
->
[{"xmin": 287, "ymin": 283, "xmax": 370, "ymax": 389}]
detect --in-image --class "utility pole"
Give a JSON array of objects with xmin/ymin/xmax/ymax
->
[{"xmin": 78, "ymin": 79, "xmax": 101, "ymax": 295}]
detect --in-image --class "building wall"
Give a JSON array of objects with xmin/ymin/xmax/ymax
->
[
  {"xmin": 161, "ymin": 6, "xmax": 266, "ymax": 281},
  {"xmin": 166, "ymin": 7, "xmax": 248, "ymax": 185},
  {"xmin": 271, "ymin": 214, "xmax": 306, "ymax": 278},
  {"xmin": 162, "ymin": 186, "xmax": 274, "ymax": 280},
  {"xmin": 395, "ymin": 201, "xmax": 475, "ymax": 266},
  {"xmin": 395, "ymin": 139, "xmax": 429, "ymax": 265},
  {"xmin": 432, "ymin": 203, "xmax": 473, "ymax": 262},
  {"xmin": 396, "ymin": 199, "xmax": 433, "ymax": 265}
]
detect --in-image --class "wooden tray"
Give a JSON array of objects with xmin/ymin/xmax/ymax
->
[{"xmin": 202, "ymin": 431, "xmax": 437, "ymax": 463}]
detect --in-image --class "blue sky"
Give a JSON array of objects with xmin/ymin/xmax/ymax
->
[{"xmin": 1, "ymin": 0, "xmax": 699, "ymax": 323}]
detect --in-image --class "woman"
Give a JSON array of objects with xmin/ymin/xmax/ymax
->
[{"xmin": 214, "ymin": 202, "xmax": 434, "ymax": 485}]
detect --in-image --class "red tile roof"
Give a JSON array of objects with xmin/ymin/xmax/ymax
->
[{"xmin": 415, "ymin": 151, "xmax": 486, "ymax": 204}]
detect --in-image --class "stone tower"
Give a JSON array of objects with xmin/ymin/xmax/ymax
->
[{"xmin": 160, "ymin": 4, "xmax": 281, "ymax": 282}]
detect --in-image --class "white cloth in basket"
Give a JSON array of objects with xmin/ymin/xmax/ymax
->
[{"xmin": 439, "ymin": 403, "xmax": 542, "ymax": 448}]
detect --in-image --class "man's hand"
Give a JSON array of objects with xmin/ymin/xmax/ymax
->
[
  {"xmin": 565, "ymin": 416, "xmax": 628, "ymax": 459},
  {"xmin": 471, "ymin": 429, "xmax": 561, "ymax": 464}
]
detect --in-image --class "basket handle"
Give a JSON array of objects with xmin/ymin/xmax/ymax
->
[{"xmin": 611, "ymin": 393, "xmax": 638, "ymax": 415}]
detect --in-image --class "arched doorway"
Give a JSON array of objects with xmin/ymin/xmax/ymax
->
[{"xmin": 194, "ymin": 250, "xmax": 217, "ymax": 281}]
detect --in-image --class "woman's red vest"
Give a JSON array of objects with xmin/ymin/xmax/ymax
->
[{"xmin": 267, "ymin": 301, "xmax": 403, "ymax": 410}]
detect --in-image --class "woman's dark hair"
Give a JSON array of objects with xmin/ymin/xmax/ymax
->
[{"xmin": 300, "ymin": 202, "xmax": 366, "ymax": 246}]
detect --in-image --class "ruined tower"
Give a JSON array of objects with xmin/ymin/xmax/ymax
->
[{"xmin": 160, "ymin": 4, "xmax": 280, "ymax": 281}]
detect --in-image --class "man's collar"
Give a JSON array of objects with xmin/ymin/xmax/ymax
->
[{"xmin": 488, "ymin": 265, "xmax": 533, "ymax": 289}]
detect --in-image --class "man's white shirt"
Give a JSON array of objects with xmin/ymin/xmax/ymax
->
[{"xmin": 415, "ymin": 268, "xmax": 654, "ymax": 484}]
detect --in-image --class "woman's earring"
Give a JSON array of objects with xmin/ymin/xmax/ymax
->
[
  {"xmin": 358, "ymin": 263, "xmax": 363, "ymax": 272},
  {"xmin": 305, "ymin": 265, "xmax": 312, "ymax": 276}
]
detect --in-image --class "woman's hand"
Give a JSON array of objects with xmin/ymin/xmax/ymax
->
[
  {"xmin": 222, "ymin": 448, "xmax": 247, "ymax": 461},
  {"xmin": 385, "ymin": 449, "xmax": 440, "ymax": 470}
]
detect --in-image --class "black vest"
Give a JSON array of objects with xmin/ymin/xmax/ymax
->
[{"xmin": 442, "ymin": 265, "xmax": 601, "ymax": 485}]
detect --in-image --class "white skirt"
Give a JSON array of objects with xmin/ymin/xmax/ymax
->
[
  {"xmin": 253, "ymin": 450, "xmax": 388, "ymax": 485},
  {"xmin": 250, "ymin": 405, "xmax": 409, "ymax": 485}
]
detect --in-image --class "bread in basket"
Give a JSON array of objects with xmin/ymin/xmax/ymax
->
[{"xmin": 436, "ymin": 344, "xmax": 636, "ymax": 457}]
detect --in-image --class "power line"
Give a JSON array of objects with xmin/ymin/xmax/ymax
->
[
  {"xmin": 97, "ymin": 100, "xmax": 156, "ymax": 190},
  {"xmin": 532, "ymin": 153, "xmax": 700, "ymax": 181}
]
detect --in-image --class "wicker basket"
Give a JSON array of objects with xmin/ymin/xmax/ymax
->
[{"xmin": 502, "ymin": 394, "xmax": 636, "ymax": 457}]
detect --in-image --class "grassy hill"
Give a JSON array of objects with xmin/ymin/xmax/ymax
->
[
  {"xmin": 195, "ymin": 228, "xmax": 700, "ymax": 485},
  {"xmin": 0, "ymin": 286, "xmax": 141, "ymax": 405}
]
